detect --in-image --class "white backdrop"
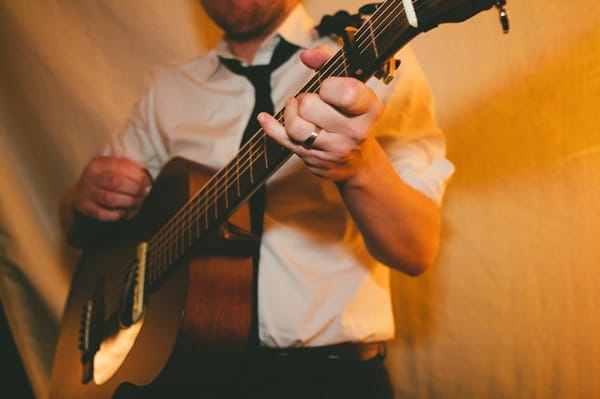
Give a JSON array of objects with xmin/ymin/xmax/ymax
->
[{"xmin": 1, "ymin": 1, "xmax": 599, "ymax": 398}]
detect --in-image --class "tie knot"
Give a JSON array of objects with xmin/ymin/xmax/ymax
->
[{"xmin": 221, "ymin": 62, "xmax": 272, "ymax": 87}]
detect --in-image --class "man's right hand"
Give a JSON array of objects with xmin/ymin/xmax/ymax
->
[{"xmin": 68, "ymin": 156, "xmax": 152, "ymax": 222}]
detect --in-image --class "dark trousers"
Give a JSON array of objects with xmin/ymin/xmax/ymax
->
[
  {"xmin": 116, "ymin": 343, "xmax": 394, "ymax": 398},
  {"xmin": 228, "ymin": 342, "xmax": 394, "ymax": 399}
]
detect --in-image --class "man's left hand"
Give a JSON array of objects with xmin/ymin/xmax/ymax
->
[{"xmin": 258, "ymin": 46, "xmax": 383, "ymax": 182}]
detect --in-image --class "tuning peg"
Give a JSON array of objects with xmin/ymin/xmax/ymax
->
[
  {"xmin": 375, "ymin": 58, "xmax": 401, "ymax": 85},
  {"xmin": 495, "ymin": 0, "xmax": 510, "ymax": 33}
]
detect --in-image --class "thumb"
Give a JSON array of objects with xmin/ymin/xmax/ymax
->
[{"xmin": 300, "ymin": 45, "xmax": 336, "ymax": 70}]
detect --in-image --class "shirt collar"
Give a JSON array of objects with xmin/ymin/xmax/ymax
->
[{"xmin": 182, "ymin": 4, "xmax": 318, "ymax": 84}]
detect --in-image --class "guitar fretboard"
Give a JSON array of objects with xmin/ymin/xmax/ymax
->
[{"xmin": 143, "ymin": 0, "xmax": 418, "ymax": 288}]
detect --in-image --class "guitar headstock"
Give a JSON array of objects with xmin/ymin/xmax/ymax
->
[{"xmin": 422, "ymin": 0, "xmax": 509, "ymax": 33}]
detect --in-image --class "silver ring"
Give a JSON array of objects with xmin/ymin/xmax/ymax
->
[{"xmin": 302, "ymin": 128, "xmax": 321, "ymax": 147}]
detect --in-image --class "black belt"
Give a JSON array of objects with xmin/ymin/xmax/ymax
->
[{"xmin": 253, "ymin": 341, "xmax": 387, "ymax": 362}]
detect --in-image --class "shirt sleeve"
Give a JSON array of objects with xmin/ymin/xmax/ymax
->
[
  {"xmin": 369, "ymin": 45, "xmax": 454, "ymax": 205},
  {"xmin": 101, "ymin": 69, "xmax": 170, "ymax": 179}
]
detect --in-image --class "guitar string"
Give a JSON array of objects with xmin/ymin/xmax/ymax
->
[
  {"xmin": 172, "ymin": 1, "xmax": 405, "ymax": 228},
  {"xmin": 148, "ymin": 4, "xmax": 404, "ymax": 255},
  {"xmin": 144, "ymin": 0, "xmax": 408, "ymax": 279},
  {"xmin": 140, "ymin": 0, "xmax": 409, "ymax": 284},
  {"xmin": 99, "ymin": 0, "xmax": 407, "ymax": 296}
]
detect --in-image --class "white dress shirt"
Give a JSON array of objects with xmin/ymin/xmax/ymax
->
[{"xmin": 102, "ymin": 5, "xmax": 454, "ymax": 348}]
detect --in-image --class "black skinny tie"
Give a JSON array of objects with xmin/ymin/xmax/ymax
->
[{"xmin": 220, "ymin": 39, "xmax": 299, "ymax": 236}]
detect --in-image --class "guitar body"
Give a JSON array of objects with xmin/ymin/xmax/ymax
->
[{"xmin": 50, "ymin": 157, "xmax": 255, "ymax": 398}]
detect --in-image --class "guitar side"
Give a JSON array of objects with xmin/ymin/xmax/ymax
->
[{"xmin": 49, "ymin": 157, "xmax": 255, "ymax": 398}]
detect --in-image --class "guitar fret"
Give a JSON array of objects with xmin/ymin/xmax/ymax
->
[
  {"xmin": 156, "ymin": 254, "xmax": 161, "ymax": 283},
  {"xmin": 341, "ymin": 58, "xmax": 349, "ymax": 77},
  {"xmin": 152, "ymin": 249, "xmax": 165, "ymax": 283},
  {"xmin": 204, "ymin": 198, "xmax": 209, "ymax": 229},
  {"xmin": 187, "ymin": 214, "xmax": 192, "ymax": 247},
  {"xmin": 235, "ymin": 156, "xmax": 241, "ymax": 197},
  {"xmin": 224, "ymin": 168, "xmax": 229, "ymax": 209},
  {"xmin": 177, "ymin": 228, "xmax": 182, "ymax": 259},
  {"xmin": 195, "ymin": 203, "xmax": 200, "ymax": 241},
  {"xmin": 176, "ymin": 220, "xmax": 183, "ymax": 256},
  {"xmin": 366, "ymin": 19, "xmax": 380, "ymax": 59},
  {"xmin": 249, "ymin": 146, "xmax": 254, "ymax": 184},
  {"xmin": 263, "ymin": 135, "xmax": 269, "ymax": 169},
  {"xmin": 217, "ymin": 191, "xmax": 226, "ymax": 222},
  {"xmin": 226, "ymin": 163, "xmax": 236, "ymax": 206}
]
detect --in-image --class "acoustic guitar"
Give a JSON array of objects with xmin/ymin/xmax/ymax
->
[{"xmin": 50, "ymin": 0, "xmax": 508, "ymax": 397}]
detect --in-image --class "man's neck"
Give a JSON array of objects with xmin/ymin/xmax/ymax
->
[
  {"xmin": 226, "ymin": 36, "xmax": 269, "ymax": 64},
  {"xmin": 224, "ymin": 4, "xmax": 295, "ymax": 63}
]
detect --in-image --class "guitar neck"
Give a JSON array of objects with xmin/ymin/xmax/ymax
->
[{"xmin": 143, "ymin": 0, "xmax": 498, "ymax": 287}]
